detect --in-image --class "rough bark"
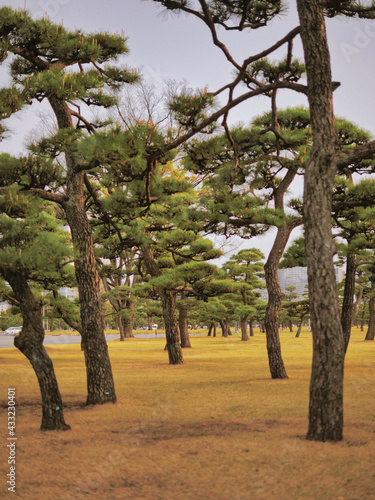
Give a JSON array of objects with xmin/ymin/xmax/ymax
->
[
  {"xmin": 297, "ymin": 0, "xmax": 344, "ymax": 442},
  {"xmin": 3, "ymin": 270, "xmax": 70, "ymax": 431},
  {"xmin": 49, "ymin": 96, "xmax": 116, "ymax": 405},
  {"xmin": 142, "ymin": 246, "xmax": 184, "ymax": 364},
  {"xmin": 365, "ymin": 294, "xmax": 375, "ymax": 341},
  {"xmin": 220, "ymin": 320, "xmax": 228, "ymax": 338},
  {"xmin": 341, "ymin": 253, "xmax": 357, "ymax": 352}
]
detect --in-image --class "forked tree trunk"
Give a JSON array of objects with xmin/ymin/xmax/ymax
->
[
  {"xmin": 178, "ymin": 300, "xmax": 192, "ymax": 348},
  {"xmin": 341, "ymin": 253, "xmax": 357, "ymax": 352},
  {"xmin": 240, "ymin": 316, "xmax": 249, "ymax": 341},
  {"xmin": 49, "ymin": 96, "xmax": 116, "ymax": 405},
  {"xmin": 297, "ymin": 0, "xmax": 344, "ymax": 442},
  {"xmin": 365, "ymin": 294, "xmax": 375, "ymax": 341},
  {"xmin": 3, "ymin": 270, "xmax": 70, "ymax": 431}
]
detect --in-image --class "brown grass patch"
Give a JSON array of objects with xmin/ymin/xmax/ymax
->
[{"xmin": 0, "ymin": 328, "xmax": 374, "ymax": 499}]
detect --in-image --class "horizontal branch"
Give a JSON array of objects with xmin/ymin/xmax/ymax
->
[
  {"xmin": 28, "ymin": 188, "xmax": 67, "ymax": 204},
  {"xmin": 337, "ymin": 139, "xmax": 375, "ymax": 167}
]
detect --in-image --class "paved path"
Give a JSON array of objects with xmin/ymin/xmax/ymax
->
[{"xmin": 0, "ymin": 332, "xmax": 170, "ymax": 349}]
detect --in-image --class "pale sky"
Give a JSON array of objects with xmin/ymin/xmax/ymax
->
[{"xmin": 1, "ymin": 0, "xmax": 375, "ymax": 259}]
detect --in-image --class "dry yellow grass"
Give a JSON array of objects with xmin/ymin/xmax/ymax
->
[{"xmin": 0, "ymin": 327, "xmax": 374, "ymax": 500}]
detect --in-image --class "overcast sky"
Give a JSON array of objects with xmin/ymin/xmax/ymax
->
[{"xmin": 1, "ymin": 0, "xmax": 375, "ymax": 260}]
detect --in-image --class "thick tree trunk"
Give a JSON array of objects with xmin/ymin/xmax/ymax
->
[
  {"xmin": 240, "ymin": 316, "xmax": 249, "ymax": 341},
  {"xmin": 49, "ymin": 96, "xmax": 116, "ymax": 405},
  {"xmin": 178, "ymin": 301, "xmax": 192, "ymax": 348},
  {"xmin": 365, "ymin": 294, "xmax": 375, "ymax": 341},
  {"xmin": 122, "ymin": 313, "xmax": 134, "ymax": 338},
  {"xmin": 297, "ymin": 0, "xmax": 344, "ymax": 442},
  {"xmin": 207, "ymin": 324, "xmax": 213, "ymax": 336},
  {"xmin": 3, "ymin": 270, "xmax": 70, "ymax": 431},
  {"xmin": 341, "ymin": 253, "xmax": 356, "ymax": 352}
]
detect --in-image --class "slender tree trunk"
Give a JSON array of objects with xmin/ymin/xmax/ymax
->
[
  {"xmin": 207, "ymin": 324, "xmax": 213, "ymax": 336},
  {"xmin": 178, "ymin": 300, "xmax": 192, "ymax": 348},
  {"xmin": 288, "ymin": 321, "xmax": 293, "ymax": 333},
  {"xmin": 341, "ymin": 253, "xmax": 357, "ymax": 352},
  {"xmin": 213, "ymin": 323, "xmax": 216, "ymax": 337},
  {"xmin": 3, "ymin": 270, "xmax": 70, "ymax": 431},
  {"xmin": 295, "ymin": 315, "xmax": 306, "ymax": 338},
  {"xmin": 148, "ymin": 316, "xmax": 153, "ymax": 331},
  {"xmin": 264, "ymin": 225, "xmax": 291, "ymax": 379},
  {"xmin": 116, "ymin": 316, "xmax": 125, "ymax": 341},
  {"xmin": 160, "ymin": 289, "xmax": 184, "ymax": 363},
  {"xmin": 142, "ymin": 246, "xmax": 183, "ymax": 364},
  {"xmin": 249, "ymin": 318, "xmax": 254, "ymax": 337},
  {"xmin": 49, "ymin": 96, "xmax": 116, "ymax": 405},
  {"xmin": 240, "ymin": 315, "xmax": 249, "ymax": 341},
  {"xmin": 365, "ymin": 295, "xmax": 375, "ymax": 341},
  {"xmin": 352, "ymin": 286, "xmax": 363, "ymax": 326},
  {"xmin": 297, "ymin": 0, "xmax": 344, "ymax": 442},
  {"xmin": 226, "ymin": 319, "xmax": 232, "ymax": 336}
]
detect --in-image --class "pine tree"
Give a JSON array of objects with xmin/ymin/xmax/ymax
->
[{"xmin": 0, "ymin": 7, "xmax": 140, "ymax": 404}]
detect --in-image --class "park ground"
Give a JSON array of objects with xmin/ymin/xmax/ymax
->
[{"xmin": 0, "ymin": 328, "xmax": 374, "ymax": 500}]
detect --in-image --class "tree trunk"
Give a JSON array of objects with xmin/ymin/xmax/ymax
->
[
  {"xmin": 297, "ymin": 0, "xmax": 344, "ymax": 442},
  {"xmin": 264, "ymin": 225, "xmax": 291, "ymax": 379},
  {"xmin": 352, "ymin": 286, "xmax": 363, "ymax": 326},
  {"xmin": 249, "ymin": 319, "xmax": 254, "ymax": 337},
  {"xmin": 240, "ymin": 316, "xmax": 249, "ymax": 341},
  {"xmin": 341, "ymin": 253, "xmax": 356, "ymax": 352},
  {"xmin": 49, "ymin": 96, "xmax": 116, "ymax": 406},
  {"xmin": 226, "ymin": 319, "xmax": 232, "ymax": 335},
  {"xmin": 116, "ymin": 316, "xmax": 125, "ymax": 341},
  {"xmin": 142, "ymin": 246, "xmax": 183, "ymax": 364},
  {"xmin": 207, "ymin": 324, "xmax": 213, "ymax": 336},
  {"xmin": 178, "ymin": 300, "xmax": 192, "ymax": 348},
  {"xmin": 295, "ymin": 315, "xmax": 306, "ymax": 338},
  {"xmin": 220, "ymin": 320, "xmax": 228, "ymax": 338},
  {"xmin": 288, "ymin": 320, "xmax": 293, "ymax": 333},
  {"xmin": 160, "ymin": 289, "xmax": 184, "ymax": 364},
  {"xmin": 148, "ymin": 316, "xmax": 153, "ymax": 331},
  {"xmin": 365, "ymin": 295, "xmax": 375, "ymax": 341},
  {"xmin": 122, "ymin": 313, "xmax": 134, "ymax": 338},
  {"xmin": 3, "ymin": 270, "xmax": 70, "ymax": 431}
]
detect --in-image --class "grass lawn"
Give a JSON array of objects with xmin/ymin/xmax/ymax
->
[{"xmin": 0, "ymin": 327, "xmax": 374, "ymax": 500}]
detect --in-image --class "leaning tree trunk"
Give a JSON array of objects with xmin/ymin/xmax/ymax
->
[
  {"xmin": 116, "ymin": 316, "xmax": 125, "ymax": 341},
  {"xmin": 297, "ymin": 0, "xmax": 345, "ymax": 442},
  {"xmin": 240, "ymin": 315, "xmax": 249, "ymax": 341},
  {"xmin": 365, "ymin": 293, "xmax": 375, "ymax": 341},
  {"xmin": 351, "ymin": 285, "xmax": 363, "ymax": 327},
  {"xmin": 178, "ymin": 299, "xmax": 192, "ymax": 348},
  {"xmin": 341, "ymin": 252, "xmax": 357, "ymax": 352},
  {"xmin": 49, "ymin": 96, "xmax": 116, "ymax": 405},
  {"xmin": 295, "ymin": 315, "xmax": 306, "ymax": 338},
  {"xmin": 264, "ymin": 224, "xmax": 293, "ymax": 379},
  {"xmin": 3, "ymin": 270, "xmax": 70, "ymax": 431}
]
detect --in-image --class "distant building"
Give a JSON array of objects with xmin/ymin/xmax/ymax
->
[
  {"xmin": 58, "ymin": 287, "xmax": 78, "ymax": 301},
  {"xmin": 0, "ymin": 302, "xmax": 10, "ymax": 312},
  {"xmin": 260, "ymin": 266, "xmax": 344, "ymax": 301}
]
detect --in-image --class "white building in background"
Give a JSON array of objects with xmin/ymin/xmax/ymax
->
[
  {"xmin": 58, "ymin": 287, "xmax": 78, "ymax": 301},
  {"xmin": 260, "ymin": 266, "xmax": 344, "ymax": 301},
  {"xmin": 0, "ymin": 302, "xmax": 10, "ymax": 312}
]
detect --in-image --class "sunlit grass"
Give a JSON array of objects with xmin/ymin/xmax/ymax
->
[{"xmin": 1, "ymin": 327, "xmax": 374, "ymax": 499}]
